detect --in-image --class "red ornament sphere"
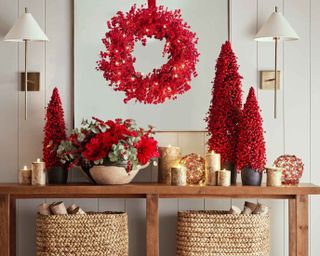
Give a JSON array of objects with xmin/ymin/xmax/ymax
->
[
  {"xmin": 179, "ymin": 153, "xmax": 205, "ymax": 185},
  {"xmin": 273, "ymin": 155, "xmax": 304, "ymax": 185},
  {"xmin": 97, "ymin": 4, "xmax": 199, "ymax": 104}
]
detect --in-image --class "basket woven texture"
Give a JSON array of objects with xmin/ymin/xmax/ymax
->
[
  {"xmin": 176, "ymin": 210, "xmax": 270, "ymax": 256},
  {"xmin": 36, "ymin": 212, "xmax": 128, "ymax": 256}
]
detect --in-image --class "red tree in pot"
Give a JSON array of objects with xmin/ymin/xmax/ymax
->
[
  {"xmin": 236, "ymin": 87, "xmax": 266, "ymax": 186},
  {"xmin": 43, "ymin": 87, "xmax": 68, "ymax": 184},
  {"xmin": 205, "ymin": 41, "xmax": 243, "ymax": 184}
]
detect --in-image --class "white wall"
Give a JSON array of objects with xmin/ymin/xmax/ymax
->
[{"xmin": 0, "ymin": 0, "xmax": 319, "ymax": 255}]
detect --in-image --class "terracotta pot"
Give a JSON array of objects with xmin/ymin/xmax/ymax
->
[
  {"xmin": 47, "ymin": 166, "xmax": 68, "ymax": 184},
  {"xmin": 89, "ymin": 162, "xmax": 149, "ymax": 185},
  {"xmin": 241, "ymin": 167, "xmax": 263, "ymax": 186}
]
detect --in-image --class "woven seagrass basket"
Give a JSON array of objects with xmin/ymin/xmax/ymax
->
[
  {"xmin": 176, "ymin": 210, "xmax": 270, "ymax": 256},
  {"xmin": 36, "ymin": 212, "xmax": 128, "ymax": 256}
]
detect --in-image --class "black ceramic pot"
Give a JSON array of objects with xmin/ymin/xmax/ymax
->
[
  {"xmin": 241, "ymin": 167, "xmax": 263, "ymax": 186},
  {"xmin": 223, "ymin": 160, "xmax": 237, "ymax": 185},
  {"xmin": 47, "ymin": 166, "xmax": 68, "ymax": 184}
]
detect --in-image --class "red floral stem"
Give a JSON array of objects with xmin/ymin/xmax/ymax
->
[{"xmin": 148, "ymin": 0, "xmax": 156, "ymax": 8}]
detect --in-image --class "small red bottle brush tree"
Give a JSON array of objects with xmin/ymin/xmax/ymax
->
[
  {"xmin": 43, "ymin": 87, "xmax": 67, "ymax": 169},
  {"xmin": 205, "ymin": 41, "xmax": 243, "ymax": 173},
  {"xmin": 236, "ymin": 87, "xmax": 266, "ymax": 172}
]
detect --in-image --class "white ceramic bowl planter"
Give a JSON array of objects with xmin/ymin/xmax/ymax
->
[{"xmin": 89, "ymin": 163, "xmax": 149, "ymax": 185}]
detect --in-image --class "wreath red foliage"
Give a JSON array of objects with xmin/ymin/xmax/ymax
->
[
  {"xmin": 205, "ymin": 41, "xmax": 243, "ymax": 165},
  {"xmin": 43, "ymin": 87, "xmax": 66, "ymax": 168},
  {"xmin": 97, "ymin": 4, "xmax": 199, "ymax": 104},
  {"xmin": 236, "ymin": 87, "xmax": 266, "ymax": 172}
]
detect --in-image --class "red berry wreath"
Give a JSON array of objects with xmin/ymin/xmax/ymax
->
[{"xmin": 97, "ymin": 1, "xmax": 199, "ymax": 104}]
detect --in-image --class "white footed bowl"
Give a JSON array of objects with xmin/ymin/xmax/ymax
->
[{"xmin": 89, "ymin": 163, "xmax": 148, "ymax": 185}]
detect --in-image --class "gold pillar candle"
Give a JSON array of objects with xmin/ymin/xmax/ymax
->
[
  {"xmin": 216, "ymin": 169, "xmax": 231, "ymax": 186},
  {"xmin": 19, "ymin": 165, "xmax": 32, "ymax": 185},
  {"xmin": 205, "ymin": 151, "xmax": 221, "ymax": 185},
  {"xmin": 32, "ymin": 158, "xmax": 46, "ymax": 185},
  {"xmin": 266, "ymin": 166, "xmax": 283, "ymax": 187},
  {"xmin": 158, "ymin": 145, "xmax": 181, "ymax": 184},
  {"xmin": 171, "ymin": 165, "xmax": 187, "ymax": 186}
]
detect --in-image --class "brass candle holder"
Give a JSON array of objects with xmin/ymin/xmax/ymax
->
[
  {"xmin": 171, "ymin": 165, "xmax": 187, "ymax": 186},
  {"xmin": 158, "ymin": 145, "xmax": 181, "ymax": 185},
  {"xmin": 266, "ymin": 166, "xmax": 283, "ymax": 187}
]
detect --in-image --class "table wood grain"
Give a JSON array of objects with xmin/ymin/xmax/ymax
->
[{"xmin": 0, "ymin": 182, "xmax": 319, "ymax": 256}]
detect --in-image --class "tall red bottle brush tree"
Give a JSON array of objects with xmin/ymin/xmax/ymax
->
[
  {"xmin": 236, "ymin": 87, "xmax": 266, "ymax": 172},
  {"xmin": 43, "ymin": 87, "xmax": 67, "ymax": 169},
  {"xmin": 205, "ymin": 41, "xmax": 243, "ymax": 168}
]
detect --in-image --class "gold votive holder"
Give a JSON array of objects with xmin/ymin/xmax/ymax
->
[
  {"xmin": 266, "ymin": 167, "xmax": 282, "ymax": 187},
  {"xmin": 158, "ymin": 145, "xmax": 181, "ymax": 185},
  {"xmin": 216, "ymin": 169, "xmax": 231, "ymax": 186},
  {"xmin": 208, "ymin": 170, "xmax": 217, "ymax": 185},
  {"xmin": 19, "ymin": 166, "xmax": 32, "ymax": 185},
  {"xmin": 171, "ymin": 166, "xmax": 187, "ymax": 186}
]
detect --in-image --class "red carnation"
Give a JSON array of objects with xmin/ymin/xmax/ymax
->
[
  {"xmin": 205, "ymin": 41, "xmax": 243, "ymax": 165},
  {"xmin": 106, "ymin": 119, "xmax": 137, "ymax": 140},
  {"xmin": 82, "ymin": 132, "xmax": 116, "ymax": 162},
  {"xmin": 236, "ymin": 87, "xmax": 266, "ymax": 172},
  {"xmin": 135, "ymin": 136, "xmax": 160, "ymax": 165},
  {"xmin": 43, "ymin": 87, "xmax": 66, "ymax": 168}
]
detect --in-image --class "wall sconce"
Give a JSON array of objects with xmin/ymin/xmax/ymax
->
[
  {"xmin": 255, "ymin": 6, "xmax": 299, "ymax": 119},
  {"xmin": 4, "ymin": 8, "xmax": 48, "ymax": 120}
]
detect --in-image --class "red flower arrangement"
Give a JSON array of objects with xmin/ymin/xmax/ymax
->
[
  {"xmin": 43, "ymin": 87, "xmax": 66, "ymax": 168},
  {"xmin": 136, "ymin": 134, "xmax": 160, "ymax": 165},
  {"xmin": 96, "ymin": 2, "xmax": 199, "ymax": 104},
  {"xmin": 57, "ymin": 118, "xmax": 159, "ymax": 172},
  {"xmin": 236, "ymin": 87, "xmax": 266, "ymax": 172},
  {"xmin": 205, "ymin": 41, "xmax": 243, "ymax": 165}
]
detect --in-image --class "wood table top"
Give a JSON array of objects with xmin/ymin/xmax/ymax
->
[{"xmin": 0, "ymin": 183, "xmax": 320, "ymax": 198}]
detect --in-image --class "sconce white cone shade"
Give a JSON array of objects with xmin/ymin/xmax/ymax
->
[
  {"xmin": 255, "ymin": 9, "xmax": 299, "ymax": 41},
  {"xmin": 4, "ymin": 12, "xmax": 48, "ymax": 42}
]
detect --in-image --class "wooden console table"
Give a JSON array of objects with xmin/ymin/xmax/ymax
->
[{"xmin": 1, "ymin": 183, "xmax": 320, "ymax": 256}]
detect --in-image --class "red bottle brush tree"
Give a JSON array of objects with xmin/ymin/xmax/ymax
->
[
  {"xmin": 43, "ymin": 87, "xmax": 67, "ymax": 169},
  {"xmin": 236, "ymin": 87, "xmax": 266, "ymax": 172},
  {"xmin": 205, "ymin": 41, "xmax": 243, "ymax": 166}
]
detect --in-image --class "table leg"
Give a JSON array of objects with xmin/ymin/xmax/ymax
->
[
  {"xmin": 146, "ymin": 194, "xmax": 159, "ymax": 256},
  {"xmin": 0, "ymin": 194, "xmax": 10, "ymax": 256},
  {"xmin": 289, "ymin": 198, "xmax": 297, "ymax": 256},
  {"xmin": 296, "ymin": 195, "xmax": 308, "ymax": 256},
  {"xmin": 289, "ymin": 195, "xmax": 309, "ymax": 256},
  {"xmin": 10, "ymin": 197, "xmax": 16, "ymax": 256}
]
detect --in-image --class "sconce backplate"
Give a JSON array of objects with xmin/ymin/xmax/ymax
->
[
  {"xmin": 260, "ymin": 70, "xmax": 280, "ymax": 90},
  {"xmin": 20, "ymin": 72, "xmax": 40, "ymax": 91}
]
